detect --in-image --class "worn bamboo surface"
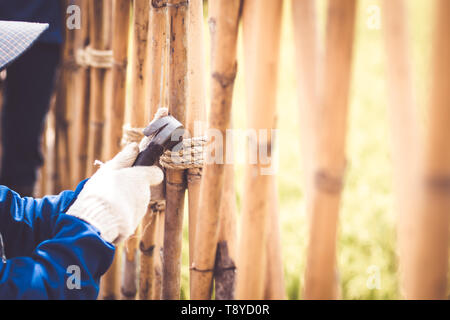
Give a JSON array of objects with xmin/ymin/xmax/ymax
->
[
  {"xmin": 303, "ymin": 0, "xmax": 357, "ymax": 300},
  {"xmin": 214, "ymin": 162, "xmax": 238, "ymax": 300},
  {"xmin": 120, "ymin": 0, "xmax": 150, "ymax": 300},
  {"xmin": 86, "ymin": 0, "xmax": 113, "ymax": 176},
  {"xmin": 186, "ymin": 0, "xmax": 207, "ymax": 295},
  {"xmin": 402, "ymin": 0, "xmax": 450, "ymax": 299},
  {"xmin": 162, "ymin": 0, "xmax": 188, "ymax": 300},
  {"xmin": 139, "ymin": 0, "xmax": 169, "ymax": 300},
  {"xmin": 236, "ymin": 0, "xmax": 282, "ymax": 300},
  {"xmin": 71, "ymin": 0, "xmax": 91, "ymax": 186},
  {"xmin": 99, "ymin": 0, "xmax": 131, "ymax": 301},
  {"xmin": 190, "ymin": 0, "xmax": 241, "ymax": 300}
]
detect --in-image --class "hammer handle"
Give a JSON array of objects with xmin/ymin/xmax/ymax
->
[{"xmin": 133, "ymin": 142, "xmax": 165, "ymax": 167}]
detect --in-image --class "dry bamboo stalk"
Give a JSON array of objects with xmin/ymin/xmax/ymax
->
[
  {"xmin": 303, "ymin": 0, "xmax": 357, "ymax": 300},
  {"xmin": 162, "ymin": 0, "xmax": 188, "ymax": 300},
  {"xmin": 292, "ymin": 0, "xmax": 340, "ymax": 298},
  {"xmin": 56, "ymin": 9, "xmax": 78, "ymax": 191},
  {"xmin": 99, "ymin": 0, "xmax": 132, "ymax": 301},
  {"xmin": 402, "ymin": 0, "xmax": 450, "ymax": 299},
  {"xmin": 120, "ymin": 0, "xmax": 150, "ymax": 300},
  {"xmin": 186, "ymin": 0, "xmax": 207, "ymax": 293},
  {"xmin": 264, "ymin": 175, "xmax": 285, "ymax": 299},
  {"xmin": 71, "ymin": 0, "xmax": 91, "ymax": 185},
  {"xmin": 153, "ymin": 211, "xmax": 164, "ymax": 299},
  {"xmin": 214, "ymin": 162, "xmax": 238, "ymax": 300},
  {"xmin": 86, "ymin": 0, "xmax": 113, "ymax": 176},
  {"xmin": 235, "ymin": 0, "xmax": 282, "ymax": 300},
  {"xmin": 190, "ymin": 0, "xmax": 241, "ymax": 300},
  {"xmin": 139, "ymin": 0, "xmax": 169, "ymax": 300},
  {"xmin": 381, "ymin": 0, "xmax": 420, "ymax": 299},
  {"xmin": 291, "ymin": 0, "xmax": 319, "ymax": 214}
]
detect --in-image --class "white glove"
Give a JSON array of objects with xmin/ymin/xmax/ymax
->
[{"xmin": 67, "ymin": 143, "xmax": 164, "ymax": 244}]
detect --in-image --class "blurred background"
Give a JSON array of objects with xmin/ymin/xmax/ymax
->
[{"xmin": 175, "ymin": 0, "xmax": 435, "ymax": 299}]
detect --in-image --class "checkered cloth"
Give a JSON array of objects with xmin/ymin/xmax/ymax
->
[{"xmin": 0, "ymin": 20, "xmax": 49, "ymax": 71}]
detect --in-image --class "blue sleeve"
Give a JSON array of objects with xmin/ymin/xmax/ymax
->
[{"xmin": 0, "ymin": 181, "xmax": 115, "ymax": 299}]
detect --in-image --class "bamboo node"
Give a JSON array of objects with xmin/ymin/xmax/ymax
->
[
  {"xmin": 425, "ymin": 175, "xmax": 450, "ymax": 194},
  {"xmin": 314, "ymin": 169, "xmax": 344, "ymax": 194},
  {"xmin": 76, "ymin": 46, "xmax": 114, "ymax": 69},
  {"xmin": 166, "ymin": 0, "xmax": 189, "ymax": 9},
  {"xmin": 149, "ymin": 199, "xmax": 166, "ymax": 212},
  {"xmin": 121, "ymin": 124, "xmax": 145, "ymax": 146},
  {"xmin": 159, "ymin": 136, "xmax": 206, "ymax": 170},
  {"xmin": 212, "ymin": 64, "xmax": 238, "ymax": 89},
  {"xmin": 139, "ymin": 241, "xmax": 155, "ymax": 257},
  {"xmin": 190, "ymin": 264, "xmax": 214, "ymax": 273}
]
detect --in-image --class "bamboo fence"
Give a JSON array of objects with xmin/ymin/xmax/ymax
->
[{"xmin": 34, "ymin": 0, "xmax": 450, "ymax": 300}]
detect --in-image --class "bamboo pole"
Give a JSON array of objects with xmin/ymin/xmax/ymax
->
[
  {"xmin": 121, "ymin": 0, "xmax": 150, "ymax": 300},
  {"xmin": 235, "ymin": 0, "xmax": 282, "ymax": 300},
  {"xmin": 303, "ymin": 0, "xmax": 357, "ymax": 300},
  {"xmin": 162, "ymin": 0, "xmax": 188, "ymax": 300},
  {"xmin": 402, "ymin": 0, "xmax": 450, "ymax": 299},
  {"xmin": 381, "ymin": 0, "xmax": 420, "ymax": 299},
  {"xmin": 99, "ymin": 0, "xmax": 132, "ymax": 301},
  {"xmin": 86, "ymin": 0, "xmax": 113, "ymax": 176},
  {"xmin": 214, "ymin": 162, "xmax": 238, "ymax": 300},
  {"xmin": 139, "ymin": 1, "xmax": 169, "ymax": 300},
  {"xmin": 291, "ymin": 0, "xmax": 319, "ymax": 212},
  {"xmin": 190, "ymin": 0, "xmax": 241, "ymax": 300},
  {"xmin": 186, "ymin": 0, "xmax": 207, "ymax": 295},
  {"xmin": 71, "ymin": 0, "xmax": 91, "ymax": 186},
  {"xmin": 264, "ymin": 175, "xmax": 285, "ymax": 299}
]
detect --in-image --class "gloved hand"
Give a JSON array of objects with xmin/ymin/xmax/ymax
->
[{"xmin": 67, "ymin": 143, "xmax": 164, "ymax": 244}]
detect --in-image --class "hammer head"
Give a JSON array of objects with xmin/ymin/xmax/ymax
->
[{"xmin": 133, "ymin": 115, "xmax": 185, "ymax": 167}]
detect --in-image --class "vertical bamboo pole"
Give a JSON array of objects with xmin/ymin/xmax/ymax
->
[
  {"xmin": 71, "ymin": 0, "xmax": 91, "ymax": 185},
  {"xmin": 162, "ymin": 0, "xmax": 188, "ymax": 300},
  {"xmin": 121, "ymin": 0, "xmax": 150, "ymax": 300},
  {"xmin": 291, "ymin": 0, "xmax": 319, "ymax": 210},
  {"xmin": 186, "ymin": 0, "xmax": 207, "ymax": 294},
  {"xmin": 57, "ymin": 4, "xmax": 77, "ymax": 191},
  {"xmin": 190, "ymin": 0, "xmax": 241, "ymax": 300},
  {"xmin": 235, "ymin": 0, "xmax": 282, "ymax": 300},
  {"xmin": 86, "ymin": 0, "xmax": 113, "ymax": 176},
  {"xmin": 381, "ymin": 0, "xmax": 420, "ymax": 299},
  {"xmin": 264, "ymin": 175, "xmax": 285, "ymax": 299},
  {"xmin": 303, "ymin": 0, "xmax": 357, "ymax": 300},
  {"xmin": 403, "ymin": 0, "xmax": 450, "ymax": 299},
  {"xmin": 214, "ymin": 162, "xmax": 238, "ymax": 300},
  {"xmin": 139, "ymin": 0, "xmax": 168, "ymax": 300},
  {"xmin": 99, "ymin": 0, "xmax": 131, "ymax": 300}
]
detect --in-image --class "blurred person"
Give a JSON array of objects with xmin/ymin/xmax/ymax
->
[{"xmin": 0, "ymin": 0, "xmax": 64, "ymax": 196}]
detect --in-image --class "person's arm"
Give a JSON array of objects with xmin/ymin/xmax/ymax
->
[{"xmin": 0, "ymin": 182, "xmax": 115, "ymax": 299}]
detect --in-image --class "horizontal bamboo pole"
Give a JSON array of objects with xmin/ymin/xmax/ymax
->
[
  {"xmin": 190, "ymin": 0, "xmax": 242, "ymax": 300},
  {"xmin": 403, "ymin": 0, "xmax": 450, "ymax": 299},
  {"xmin": 303, "ymin": 0, "xmax": 357, "ymax": 300}
]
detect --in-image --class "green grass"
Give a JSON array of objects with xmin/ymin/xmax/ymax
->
[{"xmin": 178, "ymin": 0, "xmax": 433, "ymax": 300}]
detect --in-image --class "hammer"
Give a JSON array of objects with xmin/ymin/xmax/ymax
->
[{"xmin": 132, "ymin": 115, "xmax": 185, "ymax": 167}]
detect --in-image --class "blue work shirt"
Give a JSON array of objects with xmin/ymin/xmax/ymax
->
[
  {"xmin": 0, "ymin": 0, "xmax": 63, "ymax": 44},
  {"xmin": 0, "ymin": 180, "xmax": 115, "ymax": 299}
]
